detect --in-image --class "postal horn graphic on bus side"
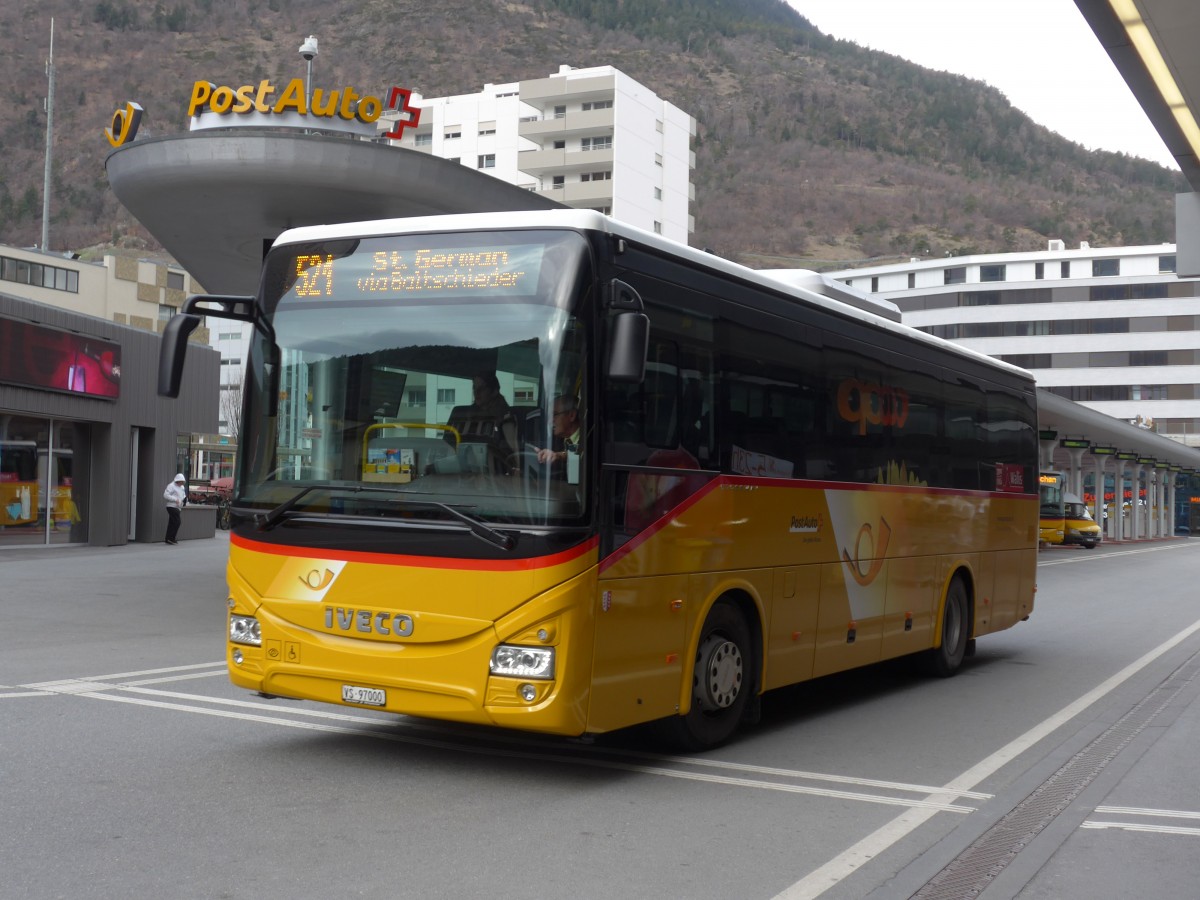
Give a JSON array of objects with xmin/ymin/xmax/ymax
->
[
  {"xmin": 300, "ymin": 568, "xmax": 336, "ymax": 591},
  {"xmin": 841, "ymin": 517, "xmax": 892, "ymax": 587}
]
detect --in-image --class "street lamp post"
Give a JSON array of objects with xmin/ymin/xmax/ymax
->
[{"xmin": 298, "ymin": 35, "xmax": 318, "ymax": 124}]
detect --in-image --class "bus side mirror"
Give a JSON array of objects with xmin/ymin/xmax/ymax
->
[
  {"xmin": 158, "ymin": 313, "xmax": 202, "ymax": 398},
  {"xmin": 607, "ymin": 311, "xmax": 649, "ymax": 383}
]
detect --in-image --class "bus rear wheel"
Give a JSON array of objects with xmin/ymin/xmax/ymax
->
[
  {"xmin": 661, "ymin": 601, "xmax": 753, "ymax": 750},
  {"xmin": 923, "ymin": 577, "xmax": 970, "ymax": 677}
]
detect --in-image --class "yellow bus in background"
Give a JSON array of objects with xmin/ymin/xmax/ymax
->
[
  {"xmin": 161, "ymin": 210, "xmax": 1039, "ymax": 749},
  {"xmin": 1040, "ymin": 472, "xmax": 1101, "ymax": 549},
  {"xmin": 1039, "ymin": 471, "xmax": 1066, "ymax": 545}
]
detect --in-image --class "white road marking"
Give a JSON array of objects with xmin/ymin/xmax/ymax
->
[
  {"xmin": 1094, "ymin": 805, "xmax": 1200, "ymax": 820},
  {"xmin": 1085, "ymin": 805, "xmax": 1200, "ymax": 834},
  {"xmin": 25, "ymin": 677, "xmax": 980, "ymax": 812},
  {"xmin": 772, "ymin": 614, "xmax": 1200, "ymax": 899},
  {"xmin": 1082, "ymin": 821, "xmax": 1200, "ymax": 837},
  {"xmin": 1038, "ymin": 542, "xmax": 1195, "ymax": 566}
]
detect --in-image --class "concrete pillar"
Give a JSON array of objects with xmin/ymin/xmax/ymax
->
[
  {"xmin": 1092, "ymin": 455, "xmax": 1107, "ymax": 533},
  {"xmin": 1066, "ymin": 446, "xmax": 1087, "ymax": 496},
  {"xmin": 1112, "ymin": 460, "xmax": 1126, "ymax": 541},
  {"xmin": 1130, "ymin": 464, "xmax": 1144, "ymax": 540},
  {"xmin": 1038, "ymin": 434, "xmax": 1058, "ymax": 472}
]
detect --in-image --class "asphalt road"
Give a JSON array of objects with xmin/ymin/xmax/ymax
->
[{"xmin": 3, "ymin": 534, "xmax": 1200, "ymax": 900}]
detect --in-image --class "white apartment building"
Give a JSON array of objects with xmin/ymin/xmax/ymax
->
[
  {"xmin": 386, "ymin": 65, "xmax": 696, "ymax": 243},
  {"xmin": 827, "ymin": 241, "xmax": 1200, "ymax": 446}
]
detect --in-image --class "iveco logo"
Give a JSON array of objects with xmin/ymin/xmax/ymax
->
[
  {"xmin": 324, "ymin": 606, "xmax": 415, "ymax": 638},
  {"xmin": 300, "ymin": 568, "xmax": 336, "ymax": 591}
]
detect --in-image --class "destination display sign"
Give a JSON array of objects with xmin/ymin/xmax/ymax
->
[{"xmin": 287, "ymin": 243, "xmax": 544, "ymax": 301}]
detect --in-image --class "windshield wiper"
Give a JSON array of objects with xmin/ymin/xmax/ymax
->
[{"xmin": 254, "ymin": 484, "xmax": 515, "ymax": 551}]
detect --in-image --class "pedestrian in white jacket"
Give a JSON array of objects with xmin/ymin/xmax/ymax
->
[{"xmin": 163, "ymin": 473, "xmax": 187, "ymax": 544}]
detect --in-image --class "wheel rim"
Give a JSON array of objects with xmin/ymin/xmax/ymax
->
[{"xmin": 697, "ymin": 635, "xmax": 743, "ymax": 710}]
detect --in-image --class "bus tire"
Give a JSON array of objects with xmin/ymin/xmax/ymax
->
[
  {"xmin": 661, "ymin": 601, "xmax": 753, "ymax": 750},
  {"xmin": 923, "ymin": 577, "xmax": 970, "ymax": 678}
]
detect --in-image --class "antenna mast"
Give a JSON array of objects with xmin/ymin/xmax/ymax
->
[{"xmin": 41, "ymin": 18, "xmax": 55, "ymax": 252}]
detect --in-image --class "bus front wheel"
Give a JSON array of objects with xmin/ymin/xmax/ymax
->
[
  {"xmin": 923, "ymin": 577, "xmax": 970, "ymax": 677},
  {"xmin": 661, "ymin": 601, "xmax": 753, "ymax": 750}
]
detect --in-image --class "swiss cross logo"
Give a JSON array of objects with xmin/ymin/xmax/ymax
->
[{"xmin": 382, "ymin": 87, "xmax": 421, "ymax": 139}]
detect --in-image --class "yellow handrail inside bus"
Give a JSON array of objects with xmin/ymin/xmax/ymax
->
[{"xmin": 360, "ymin": 422, "xmax": 460, "ymax": 477}]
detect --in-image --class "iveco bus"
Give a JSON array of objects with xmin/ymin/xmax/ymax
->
[{"xmin": 160, "ymin": 210, "xmax": 1038, "ymax": 748}]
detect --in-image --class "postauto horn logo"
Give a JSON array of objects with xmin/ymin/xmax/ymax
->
[
  {"xmin": 105, "ymin": 102, "xmax": 144, "ymax": 148},
  {"xmin": 104, "ymin": 78, "xmax": 421, "ymax": 147}
]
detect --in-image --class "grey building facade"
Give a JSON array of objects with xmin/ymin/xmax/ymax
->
[{"xmin": 0, "ymin": 292, "xmax": 220, "ymax": 548}]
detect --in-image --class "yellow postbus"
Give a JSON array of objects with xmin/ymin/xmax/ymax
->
[
  {"xmin": 1039, "ymin": 471, "xmax": 1066, "ymax": 545},
  {"xmin": 161, "ymin": 210, "xmax": 1038, "ymax": 748}
]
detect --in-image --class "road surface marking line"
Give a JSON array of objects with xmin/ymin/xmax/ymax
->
[
  {"xmin": 1081, "ymin": 821, "xmax": 1200, "ymax": 836},
  {"xmin": 68, "ymin": 689, "xmax": 977, "ymax": 811},
  {"xmin": 772, "ymin": 614, "xmax": 1200, "ymax": 899}
]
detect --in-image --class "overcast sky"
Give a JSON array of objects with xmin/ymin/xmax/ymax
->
[{"xmin": 788, "ymin": 0, "xmax": 1177, "ymax": 170}]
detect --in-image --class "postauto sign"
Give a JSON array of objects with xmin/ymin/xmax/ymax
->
[{"xmin": 105, "ymin": 77, "xmax": 421, "ymax": 147}]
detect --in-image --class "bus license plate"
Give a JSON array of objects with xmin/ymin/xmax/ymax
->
[{"xmin": 342, "ymin": 685, "xmax": 386, "ymax": 707}]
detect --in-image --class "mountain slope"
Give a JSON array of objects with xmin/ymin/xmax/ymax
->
[{"xmin": 0, "ymin": 0, "xmax": 1185, "ymax": 268}]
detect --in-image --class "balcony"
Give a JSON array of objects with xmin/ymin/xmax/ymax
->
[
  {"xmin": 518, "ymin": 107, "xmax": 615, "ymax": 141},
  {"xmin": 518, "ymin": 73, "xmax": 616, "ymax": 108},
  {"xmin": 518, "ymin": 147, "xmax": 614, "ymax": 176},
  {"xmin": 538, "ymin": 181, "xmax": 615, "ymax": 206}
]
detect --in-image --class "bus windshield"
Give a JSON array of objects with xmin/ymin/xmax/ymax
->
[{"xmin": 237, "ymin": 229, "xmax": 593, "ymax": 529}]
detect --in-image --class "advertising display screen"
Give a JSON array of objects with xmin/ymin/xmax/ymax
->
[{"xmin": 0, "ymin": 316, "xmax": 121, "ymax": 399}]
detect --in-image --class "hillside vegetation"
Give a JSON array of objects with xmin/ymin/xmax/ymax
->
[{"xmin": 0, "ymin": 0, "xmax": 1186, "ymax": 269}]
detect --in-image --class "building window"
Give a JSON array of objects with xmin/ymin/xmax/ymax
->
[
  {"xmin": 158, "ymin": 304, "xmax": 175, "ymax": 323},
  {"xmin": 907, "ymin": 272, "xmax": 916, "ymax": 289},
  {"xmin": 1129, "ymin": 350, "xmax": 1168, "ymax": 366},
  {"xmin": 478, "ymin": 127, "xmax": 495, "ymax": 136},
  {"xmin": 1092, "ymin": 258, "xmax": 1120, "ymax": 277},
  {"xmin": 437, "ymin": 388, "xmax": 456, "ymax": 404},
  {"xmin": 1159, "ymin": 255, "xmax": 1177, "ymax": 273},
  {"xmin": 414, "ymin": 133, "xmax": 432, "ymax": 147},
  {"xmin": 477, "ymin": 154, "xmax": 495, "ymax": 169},
  {"xmin": 552, "ymin": 175, "xmax": 564, "ymax": 187},
  {"xmin": 944, "ymin": 267, "xmax": 966, "ymax": 285},
  {"xmin": 1035, "ymin": 262, "xmax": 1044, "ymax": 280},
  {"xmin": 580, "ymin": 171, "xmax": 612, "ymax": 182},
  {"xmin": 167, "ymin": 271, "xmax": 185, "ymax": 291},
  {"xmin": 0, "ymin": 255, "xmax": 79, "ymax": 293},
  {"xmin": 443, "ymin": 129, "xmax": 461, "ymax": 139},
  {"xmin": 553, "ymin": 105, "xmax": 566, "ymax": 119},
  {"xmin": 656, "ymin": 119, "xmax": 664, "ymax": 133},
  {"xmin": 653, "ymin": 221, "xmax": 662, "ymax": 234},
  {"xmin": 654, "ymin": 187, "xmax": 662, "ymax": 200},
  {"xmin": 582, "ymin": 100, "xmax": 612, "ymax": 111},
  {"xmin": 654, "ymin": 153, "xmax": 663, "ymax": 166},
  {"xmin": 870, "ymin": 276, "xmax": 879, "ymax": 292},
  {"xmin": 448, "ymin": 157, "xmax": 460, "ymax": 165},
  {"xmin": 980, "ymin": 264, "xmax": 1006, "ymax": 282},
  {"xmin": 1061, "ymin": 261, "xmax": 1070, "ymax": 278},
  {"xmin": 553, "ymin": 140, "xmax": 565, "ymax": 150},
  {"xmin": 406, "ymin": 390, "xmax": 425, "ymax": 408},
  {"xmin": 581, "ymin": 136, "xmax": 612, "ymax": 151}
]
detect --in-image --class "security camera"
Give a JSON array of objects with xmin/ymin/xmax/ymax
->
[{"xmin": 298, "ymin": 35, "xmax": 319, "ymax": 60}]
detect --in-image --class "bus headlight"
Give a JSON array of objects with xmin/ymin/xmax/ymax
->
[
  {"xmin": 490, "ymin": 645, "xmax": 555, "ymax": 680},
  {"xmin": 229, "ymin": 615, "xmax": 262, "ymax": 646}
]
